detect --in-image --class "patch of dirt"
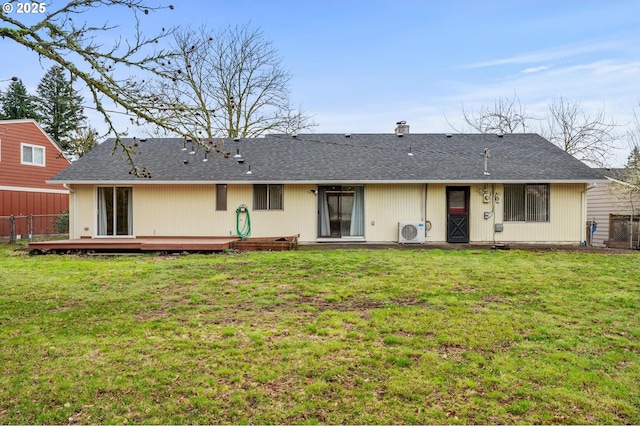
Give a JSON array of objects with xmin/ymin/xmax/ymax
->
[{"xmin": 250, "ymin": 295, "xmax": 429, "ymax": 314}]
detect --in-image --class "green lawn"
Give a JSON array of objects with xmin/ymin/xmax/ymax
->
[{"xmin": 0, "ymin": 244, "xmax": 638, "ymax": 424}]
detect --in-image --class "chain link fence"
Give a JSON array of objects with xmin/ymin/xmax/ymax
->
[{"xmin": 0, "ymin": 213, "xmax": 69, "ymax": 243}]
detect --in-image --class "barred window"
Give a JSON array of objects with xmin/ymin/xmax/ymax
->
[
  {"xmin": 253, "ymin": 184, "xmax": 283, "ymax": 210},
  {"xmin": 504, "ymin": 184, "xmax": 549, "ymax": 222}
]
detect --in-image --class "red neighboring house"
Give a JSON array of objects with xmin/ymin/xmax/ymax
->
[{"xmin": 0, "ymin": 119, "xmax": 70, "ymax": 237}]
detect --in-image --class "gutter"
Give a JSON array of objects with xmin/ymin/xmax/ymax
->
[{"xmin": 47, "ymin": 178, "xmax": 612, "ymax": 186}]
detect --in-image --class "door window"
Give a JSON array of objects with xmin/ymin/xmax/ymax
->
[
  {"xmin": 318, "ymin": 186, "xmax": 364, "ymax": 238},
  {"xmin": 448, "ymin": 190, "xmax": 467, "ymax": 214},
  {"xmin": 97, "ymin": 187, "xmax": 133, "ymax": 236}
]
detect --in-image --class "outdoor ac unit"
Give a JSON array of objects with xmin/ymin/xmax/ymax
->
[{"xmin": 398, "ymin": 221, "xmax": 426, "ymax": 244}]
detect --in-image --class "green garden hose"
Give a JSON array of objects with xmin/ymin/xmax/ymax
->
[{"xmin": 235, "ymin": 204, "xmax": 251, "ymax": 239}]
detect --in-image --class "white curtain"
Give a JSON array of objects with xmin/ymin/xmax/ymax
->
[
  {"xmin": 97, "ymin": 187, "xmax": 133, "ymax": 236},
  {"xmin": 126, "ymin": 188, "xmax": 133, "ymax": 235},
  {"xmin": 350, "ymin": 186, "xmax": 364, "ymax": 236},
  {"xmin": 318, "ymin": 187, "xmax": 331, "ymax": 236},
  {"xmin": 97, "ymin": 187, "xmax": 108, "ymax": 235}
]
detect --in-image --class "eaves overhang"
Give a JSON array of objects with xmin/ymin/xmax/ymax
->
[{"xmin": 48, "ymin": 178, "xmax": 610, "ymax": 185}]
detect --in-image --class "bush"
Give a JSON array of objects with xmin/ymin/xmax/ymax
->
[{"xmin": 53, "ymin": 210, "xmax": 69, "ymax": 234}]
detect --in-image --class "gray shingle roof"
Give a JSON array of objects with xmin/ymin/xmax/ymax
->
[{"xmin": 49, "ymin": 133, "xmax": 607, "ymax": 183}]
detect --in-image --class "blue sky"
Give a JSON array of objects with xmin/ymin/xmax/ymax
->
[{"xmin": 2, "ymin": 0, "xmax": 640, "ymax": 165}]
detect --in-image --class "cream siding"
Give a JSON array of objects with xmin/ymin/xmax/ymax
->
[
  {"xmin": 71, "ymin": 185, "xmax": 95, "ymax": 238},
  {"xmin": 365, "ymin": 184, "xmax": 424, "ymax": 241},
  {"xmin": 71, "ymin": 184, "xmax": 317, "ymax": 240},
  {"xmin": 424, "ymin": 183, "xmax": 502, "ymax": 243},
  {"xmin": 497, "ymin": 183, "xmax": 585, "ymax": 244},
  {"xmin": 242, "ymin": 184, "xmax": 317, "ymax": 240},
  {"xmin": 425, "ymin": 184, "xmax": 447, "ymax": 241},
  {"xmin": 469, "ymin": 183, "xmax": 502, "ymax": 243},
  {"xmin": 134, "ymin": 185, "xmax": 215, "ymax": 236},
  {"xmin": 68, "ymin": 182, "xmax": 587, "ymax": 244},
  {"xmin": 136, "ymin": 184, "xmax": 318, "ymax": 239},
  {"xmin": 424, "ymin": 183, "xmax": 585, "ymax": 244}
]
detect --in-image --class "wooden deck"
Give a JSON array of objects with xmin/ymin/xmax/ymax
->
[
  {"xmin": 29, "ymin": 237, "xmax": 240, "ymax": 254},
  {"xmin": 28, "ymin": 235, "xmax": 299, "ymax": 254}
]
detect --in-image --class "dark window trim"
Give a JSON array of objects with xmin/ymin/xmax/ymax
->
[
  {"xmin": 504, "ymin": 183, "xmax": 550, "ymax": 223},
  {"xmin": 253, "ymin": 184, "xmax": 284, "ymax": 210},
  {"xmin": 216, "ymin": 184, "xmax": 227, "ymax": 211}
]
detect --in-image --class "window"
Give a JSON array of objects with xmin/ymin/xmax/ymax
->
[
  {"xmin": 253, "ymin": 184, "xmax": 283, "ymax": 210},
  {"xmin": 504, "ymin": 184, "xmax": 549, "ymax": 222},
  {"xmin": 318, "ymin": 186, "xmax": 364, "ymax": 238},
  {"xmin": 21, "ymin": 143, "xmax": 45, "ymax": 166},
  {"xmin": 97, "ymin": 187, "xmax": 133, "ymax": 236},
  {"xmin": 216, "ymin": 184, "xmax": 227, "ymax": 211}
]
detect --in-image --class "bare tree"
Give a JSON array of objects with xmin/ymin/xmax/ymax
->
[
  {"xmin": 459, "ymin": 92, "xmax": 532, "ymax": 134},
  {"xmin": 540, "ymin": 97, "xmax": 619, "ymax": 167},
  {"xmin": 1, "ymin": 0, "xmax": 181, "ymax": 176},
  {"xmin": 147, "ymin": 24, "xmax": 315, "ymax": 139}
]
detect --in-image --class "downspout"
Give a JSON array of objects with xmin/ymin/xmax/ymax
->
[
  {"xmin": 63, "ymin": 184, "xmax": 76, "ymax": 240},
  {"xmin": 422, "ymin": 183, "xmax": 427, "ymax": 222},
  {"xmin": 422, "ymin": 183, "xmax": 428, "ymax": 239},
  {"xmin": 581, "ymin": 183, "xmax": 597, "ymax": 245}
]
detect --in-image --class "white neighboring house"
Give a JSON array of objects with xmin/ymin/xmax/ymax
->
[{"xmin": 586, "ymin": 169, "xmax": 640, "ymax": 248}]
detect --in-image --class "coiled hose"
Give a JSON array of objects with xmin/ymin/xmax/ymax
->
[{"xmin": 235, "ymin": 204, "xmax": 251, "ymax": 239}]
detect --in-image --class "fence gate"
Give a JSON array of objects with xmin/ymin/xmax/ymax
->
[{"xmin": 609, "ymin": 215, "xmax": 640, "ymax": 249}]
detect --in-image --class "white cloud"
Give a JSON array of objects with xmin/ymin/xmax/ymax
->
[
  {"xmin": 522, "ymin": 66, "xmax": 551, "ymax": 74},
  {"xmin": 462, "ymin": 41, "xmax": 619, "ymax": 69}
]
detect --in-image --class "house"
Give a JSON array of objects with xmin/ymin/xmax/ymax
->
[
  {"xmin": 586, "ymin": 168, "xmax": 640, "ymax": 248},
  {"xmin": 46, "ymin": 128, "xmax": 606, "ymax": 247},
  {"xmin": 0, "ymin": 119, "xmax": 70, "ymax": 238}
]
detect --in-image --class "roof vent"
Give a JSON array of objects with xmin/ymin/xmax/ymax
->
[
  {"xmin": 395, "ymin": 121, "xmax": 409, "ymax": 136},
  {"xmin": 233, "ymin": 137, "xmax": 240, "ymax": 142},
  {"xmin": 292, "ymin": 133, "xmax": 298, "ymax": 139},
  {"xmin": 497, "ymin": 134, "xmax": 504, "ymax": 138},
  {"xmin": 345, "ymin": 133, "xmax": 351, "ymax": 138},
  {"xmin": 483, "ymin": 148, "xmax": 490, "ymax": 176},
  {"xmin": 446, "ymin": 134, "xmax": 453, "ymax": 138}
]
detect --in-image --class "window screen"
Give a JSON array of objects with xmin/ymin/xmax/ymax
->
[
  {"xmin": 504, "ymin": 184, "xmax": 549, "ymax": 222},
  {"xmin": 253, "ymin": 184, "xmax": 283, "ymax": 210}
]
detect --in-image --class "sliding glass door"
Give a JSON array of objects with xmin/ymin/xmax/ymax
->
[
  {"xmin": 97, "ymin": 187, "xmax": 133, "ymax": 236},
  {"xmin": 318, "ymin": 186, "xmax": 364, "ymax": 238}
]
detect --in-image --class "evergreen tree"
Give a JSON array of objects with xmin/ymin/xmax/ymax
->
[
  {"xmin": 624, "ymin": 146, "xmax": 640, "ymax": 191},
  {"xmin": 0, "ymin": 79, "xmax": 39, "ymax": 120},
  {"xmin": 625, "ymin": 146, "xmax": 640, "ymax": 170},
  {"xmin": 35, "ymin": 66, "xmax": 86, "ymax": 151}
]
